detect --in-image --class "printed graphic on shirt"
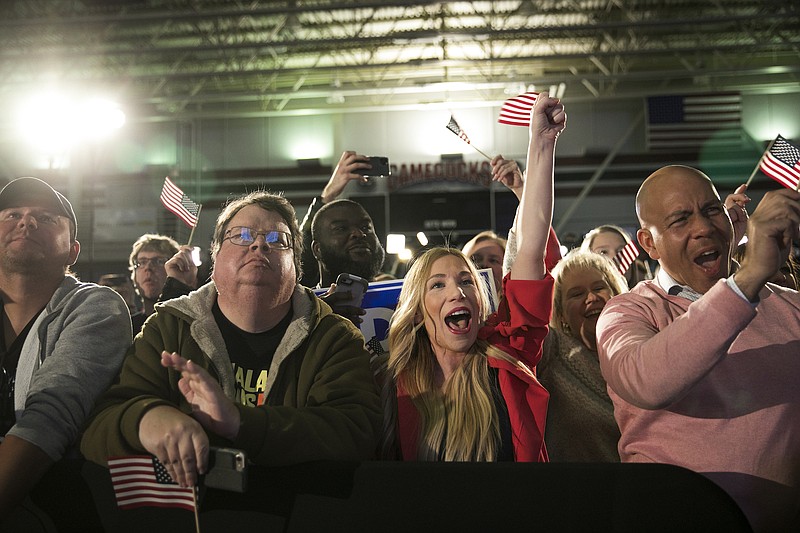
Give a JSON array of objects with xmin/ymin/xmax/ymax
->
[{"xmin": 232, "ymin": 363, "xmax": 268, "ymax": 406}]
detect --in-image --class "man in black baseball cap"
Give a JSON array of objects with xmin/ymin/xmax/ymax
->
[
  {"xmin": 0, "ymin": 176, "xmax": 130, "ymax": 529},
  {"xmin": 0, "ymin": 177, "xmax": 77, "ymax": 240}
]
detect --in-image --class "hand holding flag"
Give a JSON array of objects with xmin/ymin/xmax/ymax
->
[{"xmin": 498, "ymin": 91, "xmax": 539, "ymax": 127}]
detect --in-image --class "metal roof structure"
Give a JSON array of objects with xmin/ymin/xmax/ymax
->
[{"xmin": 2, "ymin": 0, "xmax": 798, "ymax": 121}]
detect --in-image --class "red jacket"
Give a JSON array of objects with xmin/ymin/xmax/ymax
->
[{"xmin": 397, "ymin": 275, "xmax": 553, "ymax": 461}]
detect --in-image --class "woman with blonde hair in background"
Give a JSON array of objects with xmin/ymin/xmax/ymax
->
[
  {"xmin": 375, "ymin": 93, "xmax": 565, "ymax": 461},
  {"xmin": 537, "ymin": 249, "xmax": 628, "ymax": 461}
]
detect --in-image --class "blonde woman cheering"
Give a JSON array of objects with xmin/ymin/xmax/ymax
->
[{"xmin": 377, "ymin": 93, "xmax": 566, "ymax": 461}]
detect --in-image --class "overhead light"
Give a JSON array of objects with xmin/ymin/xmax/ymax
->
[
  {"xmin": 16, "ymin": 91, "xmax": 126, "ymax": 154},
  {"xmin": 398, "ymin": 248, "xmax": 413, "ymax": 261},
  {"xmin": 416, "ymin": 232, "xmax": 428, "ymax": 246}
]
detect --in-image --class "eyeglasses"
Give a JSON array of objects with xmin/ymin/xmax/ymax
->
[
  {"xmin": 133, "ymin": 257, "xmax": 169, "ymax": 270},
  {"xmin": 223, "ymin": 227, "xmax": 292, "ymax": 249}
]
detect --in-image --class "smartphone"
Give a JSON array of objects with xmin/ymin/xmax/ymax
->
[
  {"xmin": 205, "ymin": 447, "xmax": 247, "ymax": 493},
  {"xmin": 333, "ymin": 273, "xmax": 369, "ymax": 307},
  {"xmin": 361, "ymin": 156, "xmax": 390, "ymax": 178}
]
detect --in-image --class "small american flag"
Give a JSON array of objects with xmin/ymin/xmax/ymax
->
[
  {"xmin": 161, "ymin": 177, "xmax": 200, "ymax": 228},
  {"xmin": 613, "ymin": 241, "xmax": 639, "ymax": 276},
  {"xmin": 446, "ymin": 116, "xmax": 471, "ymax": 144},
  {"xmin": 366, "ymin": 335, "xmax": 386, "ymax": 357},
  {"xmin": 498, "ymin": 92, "xmax": 539, "ymax": 127},
  {"xmin": 108, "ymin": 455, "xmax": 196, "ymax": 512},
  {"xmin": 759, "ymin": 135, "xmax": 800, "ymax": 190}
]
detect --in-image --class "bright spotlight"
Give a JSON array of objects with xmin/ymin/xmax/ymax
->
[
  {"xmin": 386, "ymin": 234, "xmax": 406, "ymax": 254},
  {"xmin": 16, "ymin": 91, "xmax": 126, "ymax": 154},
  {"xmin": 416, "ymin": 232, "xmax": 428, "ymax": 246},
  {"xmin": 17, "ymin": 92, "xmax": 73, "ymax": 153},
  {"xmin": 79, "ymin": 99, "xmax": 126, "ymax": 140},
  {"xmin": 399, "ymin": 248, "xmax": 413, "ymax": 261}
]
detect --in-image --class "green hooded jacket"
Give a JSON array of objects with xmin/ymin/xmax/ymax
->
[{"xmin": 81, "ymin": 281, "xmax": 381, "ymax": 466}]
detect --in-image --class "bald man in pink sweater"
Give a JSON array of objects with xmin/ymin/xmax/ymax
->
[{"xmin": 597, "ymin": 165, "xmax": 800, "ymax": 533}]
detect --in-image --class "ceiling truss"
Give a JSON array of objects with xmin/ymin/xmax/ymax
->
[{"xmin": 0, "ymin": 0, "xmax": 797, "ymax": 120}]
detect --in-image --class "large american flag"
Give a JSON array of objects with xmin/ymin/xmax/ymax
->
[
  {"xmin": 646, "ymin": 93, "xmax": 742, "ymax": 151},
  {"xmin": 498, "ymin": 92, "xmax": 539, "ymax": 127},
  {"xmin": 108, "ymin": 455, "xmax": 196, "ymax": 512},
  {"xmin": 759, "ymin": 135, "xmax": 800, "ymax": 190},
  {"xmin": 160, "ymin": 177, "xmax": 200, "ymax": 228}
]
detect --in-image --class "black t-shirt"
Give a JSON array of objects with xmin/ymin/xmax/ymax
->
[
  {"xmin": 490, "ymin": 366, "xmax": 515, "ymax": 462},
  {"xmin": 0, "ymin": 303, "xmax": 45, "ymax": 436},
  {"xmin": 436, "ymin": 367, "xmax": 515, "ymax": 461},
  {"xmin": 212, "ymin": 302, "xmax": 292, "ymax": 407}
]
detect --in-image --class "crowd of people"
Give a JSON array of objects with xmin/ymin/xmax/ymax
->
[{"xmin": 1, "ymin": 92, "xmax": 798, "ymax": 532}]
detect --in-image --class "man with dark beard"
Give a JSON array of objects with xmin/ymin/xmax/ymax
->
[
  {"xmin": 298, "ymin": 150, "xmax": 385, "ymax": 287},
  {"xmin": 310, "ymin": 200, "xmax": 386, "ymax": 325}
]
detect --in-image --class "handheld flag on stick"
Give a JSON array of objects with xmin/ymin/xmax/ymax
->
[
  {"xmin": 613, "ymin": 241, "xmax": 639, "ymax": 276},
  {"xmin": 446, "ymin": 116, "xmax": 490, "ymax": 160},
  {"xmin": 747, "ymin": 135, "xmax": 800, "ymax": 191},
  {"xmin": 498, "ymin": 92, "xmax": 539, "ymax": 127},
  {"xmin": 161, "ymin": 177, "xmax": 200, "ymax": 228},
  {"xmin": 161, "ymin": 177, "xmax": 202, "ymax": 245},
  {"xmin": 108, "ymin": 455, "xmax": 197, "ymax": 512}
]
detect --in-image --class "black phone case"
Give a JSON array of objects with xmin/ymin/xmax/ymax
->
[{"xmin": 205, "ymin": 447, "xmax": 248, "ymax": 493}]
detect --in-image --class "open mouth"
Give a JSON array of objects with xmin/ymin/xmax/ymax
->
[
  {"xmin": 694, "ymin": 250, "xmax": 721, "ymax": 273},
  {"xmin": 444, "ymin": 309, "xmax": 472, "ymax": 333},
  {"xmin": 585, "ymin": 308, "xmax": 602, "ymax": 318}
]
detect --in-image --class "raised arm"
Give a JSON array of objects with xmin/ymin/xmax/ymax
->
[
  {"xmin": 511, "ymin": 92, "xmax": 566, "ymax": 280},
  {"xmin": 299, "ymin": 151, "xmax": 371, "ymax": 286}
]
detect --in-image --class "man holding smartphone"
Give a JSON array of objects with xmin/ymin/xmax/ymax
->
[
  {"xmin": 299, "ymin": 151, "xmax": 387, "ymax": 287},
  {"xmin": 298, "ymin": 151, "xmax": 387, "ymax": 325}
]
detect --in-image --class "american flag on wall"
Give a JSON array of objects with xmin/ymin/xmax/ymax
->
[
  {"xmin": 758, "ymin": 135, "xmax": 800, "ymax": 190},
  {"xmin": 108, "ymin": 455, "xmax": 197, "ymax": 512},
  {"xmin": 646, "ymin": 93, "xmax": 742, "ymax": 151}
]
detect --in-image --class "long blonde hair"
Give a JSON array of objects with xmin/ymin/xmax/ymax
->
[{"xmin": 384, "ymin": 247, "xmax": 533, "ymax": 461}]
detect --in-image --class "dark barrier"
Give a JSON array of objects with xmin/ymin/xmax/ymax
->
[{"xmin": 82, "ymin": 461, "xmax": 752, "ymax": 533}]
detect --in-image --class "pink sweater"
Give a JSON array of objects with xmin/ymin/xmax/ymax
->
[{"xmin": 597, "ymin": 278, "xmax": 800, "ymax": 532}]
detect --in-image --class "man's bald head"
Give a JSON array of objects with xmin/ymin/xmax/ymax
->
[
  {"xmin": 635, "ymin": 165, "xmax": 733, "ymax": 294},
  {"xmin": 636, "ymin": 165, "xmax": 720, "ymax": 228}
]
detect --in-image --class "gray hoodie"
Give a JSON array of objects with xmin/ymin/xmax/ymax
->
[{"xmin": 8, "ymin": 275, "xmax": 131, "ymax": 460}]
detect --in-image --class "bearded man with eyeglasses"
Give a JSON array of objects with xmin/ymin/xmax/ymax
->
[{"xmin": 82, "ymin": 191, "xmax": 381, "ymax": 492}]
